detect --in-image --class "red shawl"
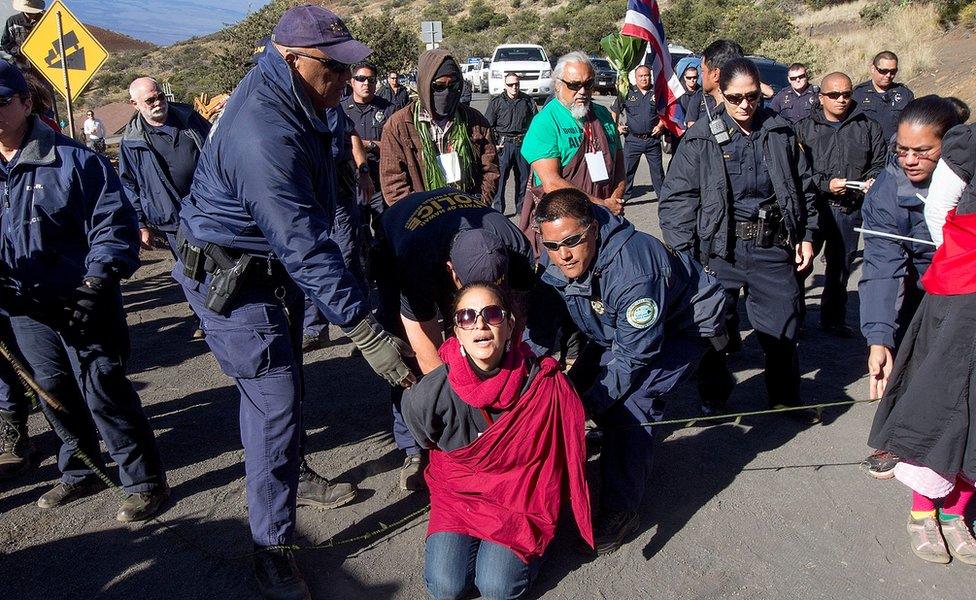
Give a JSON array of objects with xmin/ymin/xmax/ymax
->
[
  {"xmin": 921, "ymin": 208, "xmax": 976, "ymax": 295},
  {"xmin": 426, "ymin": 336, "xmax": 594, "ymax": 562}
]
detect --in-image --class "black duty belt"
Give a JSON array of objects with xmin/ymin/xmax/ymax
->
[{"xmin": 629, "ymin": 132, "xmax": 655, "ymax": 139}]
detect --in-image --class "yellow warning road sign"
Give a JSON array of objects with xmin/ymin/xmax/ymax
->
[{"xmin": 20, "ymin": 1, "xmax": 109, "ymax": 101}]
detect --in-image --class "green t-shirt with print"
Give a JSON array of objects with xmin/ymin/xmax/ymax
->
[{"xmin": 520, "ymin": 99, "xmax": 620, "ymax": 185}]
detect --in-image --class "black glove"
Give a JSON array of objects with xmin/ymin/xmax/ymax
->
[{"xmin": 64, "ymin": 277, "xmax": 113, "ymax": 336}]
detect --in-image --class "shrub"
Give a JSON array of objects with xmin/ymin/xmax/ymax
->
[
  {"xmin": 757, "ymin": 34, "xmax": 827, "ymax": 75},
  {"xmin": 959, "ymin": 0, "xmax": 976, "ymax": 25}
]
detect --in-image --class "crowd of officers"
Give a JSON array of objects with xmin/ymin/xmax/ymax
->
[{"xmin": 0, "ymin": 2, "xmax": 956, "ymax": 598}]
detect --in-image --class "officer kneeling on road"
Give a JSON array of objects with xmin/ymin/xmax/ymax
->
[
  {"xmin": 660, "ymin": 57, "xmax": 821, "ymax": 423},
  {"xmin": 534, "ymin": 188, "xmax": 726, "ymax": 555},
  {"xmin": 172, "ymin": 7, "xmax": 414, "ymax": 599},
  {"xmin": 0, "ymin": 62, "xmax": 169, "ymax": 521}
]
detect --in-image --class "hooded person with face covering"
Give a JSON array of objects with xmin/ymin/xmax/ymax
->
[{"xmin": 380, "ymin": 49, "xmax": 499, "ymax": 205}]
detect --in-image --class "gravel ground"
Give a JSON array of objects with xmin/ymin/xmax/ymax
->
[{"xmin": 0, "ymin": 94, "xmax": 971, "ymax": 600}]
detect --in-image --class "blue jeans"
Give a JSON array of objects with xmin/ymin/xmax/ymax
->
[{"xmin": 424, "ymin": 533, "xmax": 539, "ymax": 600}]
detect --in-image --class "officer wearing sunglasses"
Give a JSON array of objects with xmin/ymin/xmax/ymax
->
[
  {"xmin": 533, "ymin": 187, "xmax": 726, "ymax": 554},
  {"xmin": 794, "ymin": 72, "xmax": 887, "ymax": 338},
  {"xmin": 769, "ymin": 62, "xmax": 818, "ymax": 124},
  {"xmin": 852, "ymin": 50, "xmax": 915, "ymax": 141},
  {"xmin": 660, "ymin": 57, "xmax": 821, "ymax": 423}
]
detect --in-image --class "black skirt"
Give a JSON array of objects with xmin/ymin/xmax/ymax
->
[{"xmin": 868, "ymin": 292, "xmax": 976, "ymax": 480}]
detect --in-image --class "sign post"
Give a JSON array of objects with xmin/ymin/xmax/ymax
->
[
  {"xmin": 420, "ymin": 21, "xmax": 442, "ymax": 51},
  {"xmin": 20, "ymin": 1, "xmax": 109, "ymax": 139}
]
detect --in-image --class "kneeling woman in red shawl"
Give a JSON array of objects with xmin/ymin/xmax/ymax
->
[{"xmin": 402, "ymin": 281, "xmax": 593, "ymax": 600}]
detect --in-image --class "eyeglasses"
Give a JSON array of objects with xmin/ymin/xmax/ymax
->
[
  {"xmin": 893, "ymin": 145, "xmax": 939, "ymax": 161},
  {"xmin": 541, "ymin": 225, "xmax": 592, "ymax": 251},
  {"xmin": 431, "ymin": 79, "xmax": 461, "ymax": 92},
  {"xmin": 876, "ymin": 67, "xmax": 898, "ymax": 76},
  {"xmin": 141, "ymin": 93, "xmax": 166, "ymax": 104},
  {"xmin": 351, "ymin": 75, "xmax": 377, "ymax": 83},
  {"xmin": 723, "ymin": 91, "xmax": 761, "ymax": 106},
  {"xmin": 454, "ymin": 305, "xmax": 510, "ymax": 330},
  {"xmin": 820, "ymin": 90, "xmax": 853, "ymax": 100},
  {"xmin": 559, "ymin": 78, "xmax": 595, "ymax": 92},
  {"xmin": 0, "ymin": 95, "xmax": 19, "ymax": 107},
  {"xmin": 788, "ymin": 74, "xmax": 808, "ymax": 81},
  {"xmin": 505, "ymin": 82, "xmax": 520, "ymax": 87},
  {"xmin": 683, "ymin": 75, "xmax": 697, "ymax": 80},
  {"xmin": 290, "ymin": 51, "xmax": 350, "ymax": 73}
]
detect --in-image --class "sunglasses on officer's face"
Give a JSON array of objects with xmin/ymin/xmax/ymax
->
[
  {"xmin": 560, "ymin": 78, "xmax": 595, "ymax": 92},
  {"xmin": 290, "ymin": 51, "xmax": 350, "ymax": 74},
  {"xmin": 351, "ymin": 75, "xmax": 376, "ymax": 83},
  {"xmin": 505, "ymin": 82, "xmax": 520, "ymax": 87},
  {"xmin": 821, "ymin": 90, "xmax": 853, "ymax": 100},
  {"xmin": 541, "ymin": 224, "xmax": 592, "ymax": 252},
  {"xmin": 454, "ymin": 305, "xmax": 510, "ymax": 330},
  {"xmin": 876, "ymin": 67, "xmax": 897, "ymax": 76},
  {"xmin": 788, "ymin": 73, "xmax": 807, "ymax": 81},
  {"xmin": 723, "ymin": 91, "xmax": 761, "ymax": 106}
]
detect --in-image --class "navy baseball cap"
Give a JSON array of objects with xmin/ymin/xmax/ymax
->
[
  {"xmin": 0, "ymin": 61, "xmax": 28, "ymax": 97},
  {"xmin": 271, "ymin": 5, "xmax": 371, "ymax": 65},
  {"xmin": 449, "ymin": 229, "xmax": 510, "ymax": 286}
]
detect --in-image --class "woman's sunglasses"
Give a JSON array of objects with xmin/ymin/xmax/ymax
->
[
  {"xmin": 455, "ymin": 305, "xmax": 510, "ymax": 330},
  {"xmin": 541, "ymin": 225, "xmax": 591, "ymax": 251},
  {"xmin": 723, "ymin": 91, "xmax": 761, "ymax": 106}
]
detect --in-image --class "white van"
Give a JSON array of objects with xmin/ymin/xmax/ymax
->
[{"xmin": 488, "ymin": 44, "xmax": 552, "ymax": 98}]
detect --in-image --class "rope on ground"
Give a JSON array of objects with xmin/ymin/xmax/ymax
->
[{"xmin": 0, "ymin": 338, "xmax": 878, "ymax": 561}]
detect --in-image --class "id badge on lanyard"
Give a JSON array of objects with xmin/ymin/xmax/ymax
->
[{"xmin": 582, "ymin": 122, "xmax": 609, "ymax": 183}]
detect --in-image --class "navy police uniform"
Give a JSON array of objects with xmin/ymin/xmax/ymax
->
[
  {"xmin": 484, "ymin": 90, "xmax": 536, "ymax": 215},
  {"xmin": 859, "ymin": 160, "xmax": 934, "ymax": 349},
  {"xmin": 613, "ymin": 86, "xmax": 666, "ymax": 201},
  {"xmin": 176, "ymin": 45, "xmax": 377, "ymax": 548},
  {"xmin": 769, "ymin": 85, "xmax": 819, "ymax": 124},
  {"xmin": 851, "ymin": 81, "xmax": 914, "ymax": 141},
  {"xmin": 660, "ymin": 107, "xmax": 818, "ymax": 410},
  {"xmin": 0, "ymin": 116, "xmax": 166, "ymax": 495},
  {"xmin": 682, "ymin": 89, "xmax": 717, "ymax": 128},
  {"xmin": 377, "ymin": 84, "xmax": 410, "ymax": 112},
  {"xmin": 795, "ymin": 105, "xmax": 886, "ymax": 328},
  {"xmin": 540, "ymin": 207, "xmax": 725, "ymax": 513}
]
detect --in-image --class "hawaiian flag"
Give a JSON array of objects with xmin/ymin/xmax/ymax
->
[{"xmin": 621, "ymin": 0, "xmax": 685, "ymax": 135}]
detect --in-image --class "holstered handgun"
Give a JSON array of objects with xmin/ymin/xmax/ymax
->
[
  {"xmin": 756, "ymin": 203, "xmax": 785, "ymax": 249},
  {"xmin": 204, "ymin": 253, "xmax": 254, "ymax": 316}
]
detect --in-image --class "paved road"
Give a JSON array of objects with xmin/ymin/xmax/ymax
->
[{"xmin": 0, "ymin": 95, "xmax": 969, "ymax": 599}]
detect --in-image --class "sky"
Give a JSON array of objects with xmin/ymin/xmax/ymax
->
[{"xmin": 1, "ymin": 1, "xmax": 269, "ymax": 45}]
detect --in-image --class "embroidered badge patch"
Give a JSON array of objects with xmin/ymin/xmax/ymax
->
[{"xmin": 626, "ymin": 298, "xmax": 659, "ymax": 329}]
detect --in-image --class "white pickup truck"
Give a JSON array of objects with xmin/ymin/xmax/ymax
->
[{"xmin": 488, "ymin": 44, "xmax": 553, "ymax": 99}]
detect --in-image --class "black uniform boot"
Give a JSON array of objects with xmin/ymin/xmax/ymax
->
[
  {"xmin": 252, "ymin": 546, "xmax": 311, "ymax": 600},
  {"xmin": 296, "ymin": 460, "xmax": 357, "ymax": 509},
  {"xmin": 0, "ymin": 408, "xmax": 31, "ymax": 479}
]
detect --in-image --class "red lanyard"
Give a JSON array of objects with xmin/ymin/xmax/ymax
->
[{"xmin": 582, "ymin": 121, "xmax": 598, "ymax": 153}]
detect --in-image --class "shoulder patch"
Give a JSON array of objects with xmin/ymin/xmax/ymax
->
[{"xmin": 626, "ymin": 298, "xmax": 659, "ymax": 329}]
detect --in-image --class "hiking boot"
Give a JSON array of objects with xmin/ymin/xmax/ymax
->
[
  {"xmin": 252, "ymin": 546, "xmax": 311, "ymax": 600},
  {"xmin": 907, "ymin": 515, "xmax": 951, "ymax": 564},
  {"xmin": 592, "ymin": 509, "xmax": 639, "ymax": 555},
  {"xmin": 117, "ymin": 484, "xmax": 171, "ymax": 522},
  {"xmin": 301, "ymin": 332, "xmax": 329, "ymax": 353},
  {"xmin": 0, "ymin": 409, "xmax": 31, "ymax": 480},
  {"xmin": 939, "ymin": 516, "xmax": 976, "ymax": 565},
  {"xmin": 399, "ymin": 454, "xmax": 425, "ymax": 491},
  {"xmin": 296, "ymin": 462, "xmax": 357, "ymax": 509},
  {"xmin": 861, "ymin": 450, "xmax": 899, "ymax": 480},
  {"xmin": 37, "ymin": 477, "xmax": 107, "ymax": 509}
]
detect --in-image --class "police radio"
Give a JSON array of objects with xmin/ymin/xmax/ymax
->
[{"xmin": 704, "ymin": 98, "xmax": 730, "ymax": 145}]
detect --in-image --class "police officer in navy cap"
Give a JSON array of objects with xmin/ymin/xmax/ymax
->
[
  {"xmin": 852, "ymin": 50, "xmax": 915, "ymax": 141},
  {"xmin": 0, "ymin": 61, "xmax": 169, "ymax": 518},
  {"xmin": 661, "ymin": 57, "xmax": 820, "ymax": 422},
  {"xmin": 534, "ymin": 188, "xmax": 726, "ymax": 554},
  {"xmin": 374, "ymin": 187, "xmax": 536, "ymax": 490},
  {"xmin": 769, "ymin": 63, "xmax": 819, "ymax": 124},
  {"xmin": 612, "ymin": 65, "xmax": 666, "ymax": 202},
  {"xmin": 174, "ymin": 6, "xmax": 414, "ymax": 597}
]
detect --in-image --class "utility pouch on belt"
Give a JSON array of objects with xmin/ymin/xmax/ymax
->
[
  {"xmin": 756, "ymin": 203, "xmax": 784, "ymax": 249},
  {"xmin": 177, "ymin": 228, "xmax": 206, "ymax": 283},
  {"xmin": 204, "ymin": 253, "xmax": 254, "ymax": 316}
]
